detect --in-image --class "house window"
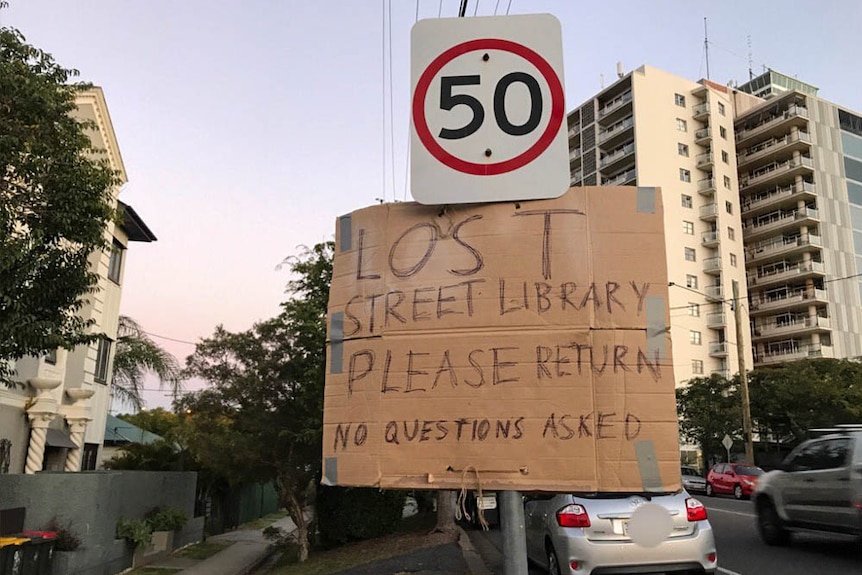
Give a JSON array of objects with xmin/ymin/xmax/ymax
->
[
  {"xmin": 678, "ymin": 143, "xmax": 689, "ymax": 157},
  {"xmin": 94, "ymin": 337, "xmax": 112, "ymax": 384},
  {"xmin": 108, "ymin": 241, "xmax": 124, "ymax": 284},
  {"xmin": 675, "ymin": 93, "xmax": 686, "ymax": 107},
  {"xmin": 725, "ymin": 201, "xmax": 733, "ymax": 214},
  {"xmin": 722, "ymin": 150, "xmax": 729, "ymax": 163},
  {"xmin": 720, "ymin": 126, "xmax": 727, "ymax": 139},
  {"xmin": 690, "ymin": 330, "xmax": 702, "ymax": 345},
  {"xmin": 683, "ymin": 221, "xmax": 694, "ymax": 235},
  {"xmin": 688, "ymin": 303, "xmax": 700, "ymax": 317},
  {"xmin": 676, "ymin": 118, "xmax": 688, "ymax": 132},
  {"xmin": 728, "ymin": 227, "xmax": 735, "ymax": 240},
  {"xmin": 44, "ymin": 350, "xmax": 57, "ymax": 365},
  {"xmin": 723, "ymin": 175, "xmax": 732, "ymax": 189},
  {"xmin": 680, "ymin": 168, "xmax": 691, "ymax": 182},
  {"xmin": 686, "ymin": 274, "xmax": 698, "ymax": 289},
  {"xmin": 681, "ymin": 194, "xmax": 693, "ymax": 208},
  {"xmin": 692, "ymin": 359, "xmax": 704, "ymax": 374},
  {"xmin": 718, "ymin": 102, "xmax": 726, "ymax": 116},
  {"xmin": 730, "ymin": 253, "xmax": 737, "ymax": 267},
  {"xmin": 685, "ymin": 247, "xmax": 697, "ymax": 261}
]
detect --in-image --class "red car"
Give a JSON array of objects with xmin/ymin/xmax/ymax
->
[{"xmin": 706, "ymin": 462, "xmax": 764, "ymax": 499}]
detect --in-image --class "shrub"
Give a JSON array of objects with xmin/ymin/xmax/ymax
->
[
  {"xmin": 46, "ymin": 518, "xmax": 81, "ymax": 551},
  {"xmin": 315, "ymin": 486, "xmax": 406, "ymax": 548},
  {"xmin": 116, "ymin": 519, "xmax": 153, "ymax": 549},
  {"xmin": 145, "ymin": 506, "xmax": 188, "ymax": 531}
]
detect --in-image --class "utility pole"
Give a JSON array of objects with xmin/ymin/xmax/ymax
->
[
  {"xmin": 704, "ymin": 18, "xmax": 710, "ymax": 81},
  {"xmin": 732, "ymin": 281, "xmax": 755, "ymax": 463},
  {"xmin": 458, "ymin": 0, "xmax": 468, "ymax": 17}
]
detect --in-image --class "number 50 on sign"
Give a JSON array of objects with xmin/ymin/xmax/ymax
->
[{"xmin": 410, "ymin": 14, "xmax": 569, "ymax": 205}]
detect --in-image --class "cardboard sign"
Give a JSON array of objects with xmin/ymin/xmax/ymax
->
[{"xmin": 322, "ymin": 187, "xmax": 680, "ymax": 493}]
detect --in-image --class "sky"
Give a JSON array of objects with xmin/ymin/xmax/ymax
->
[{"xmin": 4, "ymin": 0, "xmax": 861, "ymax": 409}]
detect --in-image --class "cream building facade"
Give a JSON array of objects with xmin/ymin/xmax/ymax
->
[{"xmin": 0, "ymin": 87, "xmax": 156, "ymax": 474}]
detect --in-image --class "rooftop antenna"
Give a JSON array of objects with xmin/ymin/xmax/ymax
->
[
  {"xmin": 704, "ymin": 18, "xmax": 710, "ymax": 81},
  {"xmin": 616, "ymin": 61, "xmax": 624, "ymax": 79},
  {"xmin": 747, "ymin": 35, "xmax": 753, "ymax": 80}
]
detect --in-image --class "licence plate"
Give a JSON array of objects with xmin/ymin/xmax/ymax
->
[
  {"xmin": 477, "ymin": 496, "xmax": 497, "ymax": 510},
  {"xmin": 613, "ymin": 519, "xmax": 630, "ymax": 535}
]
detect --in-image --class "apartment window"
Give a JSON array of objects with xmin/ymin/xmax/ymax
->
[
  {"xmin": 44, "ymin": 350, "xmax": 57, "ymax": 365},
  {"xmin": 688, "ymin": 303, "xmax": 700, "ymax": 317},
  {"xmin": 718, "ymin": 102, "xmax": 726, "ymax": 116},
  {"xmin": 686, "ymin": 274, "xmax": 698, "ymax": 289},
  {"xmin": 683, "ymin": 220, "xmax": 694, "ymax": 235},
  {"xmin": 721, "ymin": 150, "xmax": 729, "ymax": 164},
  {"xmin": 675, "ymin": 93, "xmax": 686, "ymax": 107},
  {"xmin": 723, "ymin": 175, "xmax": 732, "ymax": 189},
  {"xmin": 692, "ymin": 359, "xmax": 704, "ymax": 374},
  {"xmin": 690, "ymin": 330, "xmax": 702, "ymax": 345},
  {"xmin": 728, "ymin": 227, "xmax": 735, "ymax": 240},
  {"xmin": 108, "ymin": 241, "xmax": 124, "ymax": 284},
  {"xmin": 681, "ymin": 194, "xmax": 693, "ymax": 208},
  {"xmin": 678, "ymin": 143, "xmax": 689, "ymax": 157},
  {"xmin": 725, "ymin": 201, "xmax": 733, "ymax": 214},
  {"xmin": 720, "ymin": 126, "xmax": 727, "ymax": 139},
  {"xmin": 685, "ymin": 247, "xmax": 697, "ymax": 261},
  {"xmin": 730, "ymin": 253, "xmax": 738, "ymax": 267},
  {"xmin": 676, "ymin": 118, "xmax": 688, "ymax": 132},
  {"xmin": 680, "ymin": 168, "xmax": 691, "ymax": 183},
  {"xmin": 94, "ymin": 337, "xmax": 112, "ymax": 384}
]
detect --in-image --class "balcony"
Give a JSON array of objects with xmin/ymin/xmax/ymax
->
[
  {"xmin": 742, "ymin": 207, "xmax": 819, "ymax": 241},
  {"xmin": 601, "ymin": 167, "xmax": 637, "ymax": 186},
  {"xmin": 707, "ymin": 312, "xmax": 727, "ymax": 329},
  {"xmin": 739, "ymin": 156, "xmax": 814, "ymax": 191},
  {"xmin": 749, "ymin": 287, "xmax": 828, "ymax": 315},
  {"xmin": 702, "ymin": 231, "xmax": 720, "ymax": 247},
  {"xmin": 693, "ymin": 101, "xmax": 710, "ymax": 120},
  {"xmin": 598, "ymin": 116, "xmax": 634, "ymax": 146},
  {"xmin": 711, "ymin": 368, "xmax": 731, "ymax": 379},
  {"xmin": 703, "ymin": 256, "xmax": 722, "ymax": 275},
  {"xmin": 747, "ymin": 260, "xmax": 825, "ymax": 289},
  {"xmin": 569, "ymin": 147, "xmax": 582, "ymax": 161},
  {"xmin": 736, "ymin": 105, "xmax": 809, "ymax": 147},
  {"xmin": 698, "ymin": 178, "xmax": 716, "ymax": 195},
  {"xmin": 568, "ymin": 123, "xmax": 581, "ymax": 139},
  {"xmin": 570, "ymin": 169, "xmax": 583, "ymax": 186},
  {"xmin": 598, "ymin": 90, "xmax": 633, "ymax": 123},
  {"xmin": 697, "ymin": 151, "xmax": 714, "ymax": 170},
  {"xmin": 599, "ymin": 142, "xmax": 635, "ymax": 171},
  {"xmin": 709, "ymin": 341, "xmax": 729, "ymax": 357},
  {"xmin": 752, "ymin": 315, "xmax": 831, "ymax": 340},
  {"xmin": 736, "ymin": 131, "xmax": 812, "ymax": 170},
  {"xmin": 705, "ymin": 285, "xmax": 724, "ymax": 301},
  {"xmin": 695, "ymin": 126, "xmax": 712, "ymax": 144},
  {"xmin": 745, "ymin": 233, "xmax": 822, "ymax": 265},
  {"xmin": 699, "ymin": 202, "xmax": 718, "ymax": 221},
  {"xmin": 755, "ymin": 341, "xmax": 833, "ymax": 366},
  {"xmin": 741, "ymin": 182, "xmax": 816, "ymax": 216}
]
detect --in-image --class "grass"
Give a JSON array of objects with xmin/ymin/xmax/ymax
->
[
  {"xmin": 242, "ymin": 510, "xmax": 290, "ymax": 530},
  {"xmin": 127, "ymin": 568, "xmax": 181, "ymax": 575},
  {"xmin": 265, "ymin": 513, "xmax": 455, "ymax": 575},
  {"xmin": 175, "ymin": 540, "xmax": 231, "ymax": 560}
]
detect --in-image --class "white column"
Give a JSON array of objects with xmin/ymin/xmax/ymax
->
[
  {"xmin": 64, "ymin": 419, "xmax": 89, "ymax": 472},
  {"xmin": 25, "ymin": 412, "xmax": 55, "ymax": 474}
]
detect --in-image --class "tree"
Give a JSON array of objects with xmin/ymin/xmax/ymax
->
[
  {"xmin": 111, "ymin": 316, "xmax": 182, "ymax": 411},
  {"xmin": 676, "ymin": 374, "xmax": 742, "ymax": 466},
  {"xmin": 117, "ymin": 407, "xmax": 180, "ymax": 439},
  {"xmin": 181, "ymin": 242, "xmax": 333, "ymax": 562},
  {"xmin": 0, "ymin": 19, "xmax": 120, "ymax": 386}
]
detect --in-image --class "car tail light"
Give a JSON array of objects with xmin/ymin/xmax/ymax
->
[
  {"xmin": 570, "ymin": 560, "xmax": 580, "ymax": 570},
  {"xmin": 557, "ymin": 504, "xmax": 591, "ymax": 527},
  {"xmin": 707, "ymin": 552, "xmax": 717, "ymax": 563},
  {"xmin": 686, "ymin": 498, "xmax": 708, "ymax": 521}
]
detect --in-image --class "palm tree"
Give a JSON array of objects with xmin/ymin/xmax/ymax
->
[{"xmin": 111, "ymin": 315, "xmax": 182, "ymax": 411}]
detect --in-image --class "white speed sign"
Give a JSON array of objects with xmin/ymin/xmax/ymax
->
[{"xmin": 410, "ymin": 14, "xmax": 569, "ymax": 205}]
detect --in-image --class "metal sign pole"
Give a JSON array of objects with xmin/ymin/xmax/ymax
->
[{"xmin": 499, "ymin": 490, "xmax": 528, "ymax": 574}]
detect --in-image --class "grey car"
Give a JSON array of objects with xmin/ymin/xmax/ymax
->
[
  {"xmin": 753, "ymin": 425, "xmax": 862, "ymax": 545},
  {"xmin": 682, "ymin": 466, "xmax": 707, "ymax": 494},
  {"xmin": 524, "ymin": 491, "xmax": 717, "ymax": 574}
]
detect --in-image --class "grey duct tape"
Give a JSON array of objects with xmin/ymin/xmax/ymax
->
[
  {"xmin": 323, "ymin": 457, "xmax": 338, "ymax": 486},
  {"xmin": 330, "ymin": 312, "xmax": 344, "ymax": 374},
  {"xmin": 339, "ymin": 214, "xmax": 352, "ymax": 252},
  {"xmin": 634, "ymin": 440, "xmax": 663, "ymax": 492},
  {"xmin": 636, "ymin": 187, "xmax": 656, "ymax": 213},
  {"xmin": 645, "ymin": 295, "xmax": 667, "ymax": 359}
]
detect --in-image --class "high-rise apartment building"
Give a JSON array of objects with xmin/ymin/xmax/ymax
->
[{"xmin": 568, "ymin": 65, "xmax": 754, "ymax": 388}]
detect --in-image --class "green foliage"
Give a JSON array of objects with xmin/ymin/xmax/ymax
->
[
  {"xmin": 116, "ymin": 519, "xmax": 152, "ymax": 549},
  {"xmin": 103, "ymin": 440, "xmax": 180, "ymax": 471},
  {"xmin": 112, "ymin": 316, "xmax": 183, "ymax": 410},
  {"xmin": 676, "ymin": 374, "xmax": 742, "ymax": 464},
  {"xmin": 0, "ymin": 22, "xmax": 120, "ymax": 386},
  {"xmin": 145, "ymin": 506, "xmax": 188, "ymax": 532},
  {"xmin": 315, "ymin": 487, "xmax": 406, "ymax": 548},
  {"xmin": 118, "ymin": 408, "xmax": 180, "ymax": 440}
]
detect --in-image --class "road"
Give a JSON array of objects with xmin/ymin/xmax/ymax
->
[{"xmin": 466, "ymin": 494, "xmax": 861, "ymax": 575}]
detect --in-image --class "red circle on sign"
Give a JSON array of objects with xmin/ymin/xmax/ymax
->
[{"xmin": 413, "ymin": 38, "xmax": 564, "ymax": 176}]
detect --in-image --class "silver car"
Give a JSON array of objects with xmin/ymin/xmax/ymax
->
[
  {"xmin": 681, "ymin": 466, "xmax": 707, "ymax": 494},
  {"xmin": 524, "ymin": 491, "xmax": 717, "ymax": 575}
]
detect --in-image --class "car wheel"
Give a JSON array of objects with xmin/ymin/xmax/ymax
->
[
  {"xmin": 546, "ymin": 543, "xmax": 562, "ymax": 575},
  {"xmin": 757, "ymin": 500, "xmax": 790, "ymax": 546},
  {"xmin": 734, "ymin": 484, "xmax": 744, "ymax": 500},
  {"xmin": 706, "ymin": 483, "xmax": 714, "ymax": 497}
]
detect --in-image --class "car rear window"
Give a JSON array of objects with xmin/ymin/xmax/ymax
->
[{"xmin": 735, "ymin": 465, "xmax": 763, "ymax": 476}]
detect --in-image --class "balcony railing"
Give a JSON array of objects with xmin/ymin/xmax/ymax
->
[
  {"xmin": 711, "ymin": 368, "xmax": 730, "ymax": 379},
  {"xmin": 695, "ymin": 126, "xmax": 712, "ymax": 141},
  {"xmin": 755, "ymin": 341, "xmax": 832, "ymax": 365},
  {"xmin": 699, "ymin": 203, "xmax": 718, "ymax": 218},
  {"xmin": 739, "ymin": 131, "xmax": 811, "ymax": 163},
  {"xmin": 598, "ymin": 90, "xmax": 633, "ymax": 118},
  {"xmin": 693, "ymin": 102, "xmax": 710, "ymax": 117},
  {"xmin": 753, "ymin": 315, "xmax": 831, "ymax": 338},
  {"xmin": 697, "ymin": 152, "xmax": 714, "ymax": 168},
  {"xmin": 705, "ymin": 285, "xmax": 724, "ymax": 300},
  {"xmin": 748, "ymin": 260, "xmax": 825, "ymax": 286},
  {"xmin": 743, "ymin": 207, "xmax": 819, "ymax": 235},
  {"xmin": 698, "ymin": 178, "xmax": 716, "ymax": 193},
  {"xmin": 750, "ymin": 287, "xmax": 827, "ymax": 312},
  {"xmin": 568, "ymin": 123, "xmax": 581, "ymax": 138},
  {"xmin": 736, "ymin": 106, "xmax": 809, "ymax": 142},
  {"xmin": 598, "ymin": 116, "xmax": 635, "ymax": 143},
  {"xmin": 569, "ymin": 147, "xmax": 582, "ymax": 161},
  {"xmin": 739, "ymin": 156, "xmax": 814, "ymax": 189},
  {"xmin": 707, "ymin": 312, "xmax": 727, "ymax": 328},
  {"xmin": 703, "ymin": 256, "xmax": 722, "ymax": 272},
  {"xmin": 601, "ymin": 167, "xmax": 637, "ymax": 186},
  {"xmin": 702, "ymin": 231, "xmax": 720, "ymax": 245},
  {"xmin": 570, "ymin": 170, "xmax": 583, "ymax": 186},
  {"xmin": 741, "ymin": 182, "xmax": 816, "ymax": 213},
  {"xmin": 599, "ymin": 142, "xmax": 635, "ymax": 168},
  {"xmin": 709, "ymin": 342, "xmax": 729, "ymax": 356}
]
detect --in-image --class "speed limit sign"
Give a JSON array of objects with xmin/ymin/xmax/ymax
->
[{"xmin": 410, "ymin": 14, "xmax": 568, "ymax": 205}]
